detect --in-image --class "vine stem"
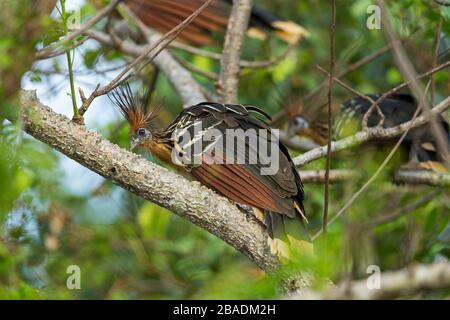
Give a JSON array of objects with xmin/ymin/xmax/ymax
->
[{"xmin": 60, "ymin": 0, "xmax": 78, "ymax": 118}]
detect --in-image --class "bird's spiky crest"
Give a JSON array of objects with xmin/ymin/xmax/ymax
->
[{"xmin": 108, "ymin": 82, "xmax": 161, "ymax": 132}]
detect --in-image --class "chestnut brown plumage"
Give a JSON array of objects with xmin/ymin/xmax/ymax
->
[
  {"xmin": 96, "ymin": 0, "xmax": 309, "ymax": 45},
  {"xmin": 109, "ymin": 84, "xmax": 312, "ymax": 259}
]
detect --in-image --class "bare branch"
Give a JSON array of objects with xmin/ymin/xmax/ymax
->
[
  {"xmin": 299, "ymin": 169, "xmax": 356, "ymax": 184},
  {"xmin": 323, "ymin": 0, "xmax": 337, "ymax": 235},
  {"xmin": 365, "ymin": 191, "xmax": 440, "ymax": 228},
  {"xmin": 172, "ymin": 41, "xmax": 297, "ymax": 68},
  {"xmin": 293, "ymin": 262, "xmax": 450, "ymax": 300},
  {"xmin": 431, "ymin": 16, "xmax": 443, "ymax": 105},
  {"xmin": 394, "ymin": 169, "xmax": 450, "ymax": 187},
  {"xmin": 434, "ymin": 0, "xmax": 450, "ymax": 6},
  {"xmin": 173, "ymin": 54, "xmax": 219, "ymax": 80},
  {"xmin": 218, "ymin": 0, "xmax": 253, "ymax": 103},
  {"xmin": 300, "ymin": 168, "xmax": 450, "ymax": 187}
]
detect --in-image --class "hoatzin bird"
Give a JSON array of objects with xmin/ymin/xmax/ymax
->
[
  {"xmin": 109, "ymin": 84, "xmax": 312, "ymax": 259},
  {"xmin": 289, "ymin": 93, "xmax": 450, "ymax": 172},
  {"xmin": 94, "ymin": 0, "xmax": 309, "ymax": 45}
]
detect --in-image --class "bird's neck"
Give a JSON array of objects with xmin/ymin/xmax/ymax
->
[{"xmin": 142, "ymin": 139, "xmax": 173, "ymax": 164}]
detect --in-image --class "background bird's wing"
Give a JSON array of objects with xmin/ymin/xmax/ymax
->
[
  {"xmin": 128, "ymin": 0, "xmax": 229, "ymax": 45},
  {"xmin": 126, "ymin": 0, "xmax": 308, "ymax": 45}
]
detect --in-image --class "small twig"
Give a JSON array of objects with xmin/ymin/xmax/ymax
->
[
  {"xmin": 271, "ymin": 45, "xmax": 391, "ymax": 126},
  {"xmin": 431, "ymin": 16, "xmax": 443, "ymax": 106},
  {"xmin": 377, "ymin": 61, "xmax": 450, "ymax": 101},
  {"xmin": 116, "ymin": 4, "xmax": 218, "ymax": 82},
  {"xmin": 60, "ymin": 0, "xmax": 78, "ymax": 118},
  {"xmin": 365, "ymin": 191, "xmax": 439, "ymax": 228},
  {"xmin": 378, "ymin": 0, "xmax": 450, "ymax": 164},
  {"xmin": 217, "ymin": 0, "xmax": 254, "ymax": 103},
  {"xmin": 36, "ymin": 0, "xmax": 121, "ymax": 59},
  {"xmin": 76, "ymin": 84, "xmax": 100, "ymax": 121},
  {"xmin": 173, "ymin": 55, "xmax": 218, "ymax": 80},
  {"xmin": 316, "ymin": 65, "xmax": 385, "ymax": 128},
  {"xmin": 144, "ymin": 67, "xmax": 160, "ymax": 113},
  {"xmin": 37, "ymin": 36, "xmax": 90, "ymax": 60},
  {"xmin": 75, "ymin": 0, "xmax": 214, "ymax": 120},
  {"xmin": 84, "ymin": 29, "xmax": 206, "ymax": 106},
  {"xmin": 171, "ymin": 39, "xmax": 297, "ymax": 69},
  {"xmin": 323, "ymin": 0, "xmax": 337, "ymax": 235},
  {"xmin": 306, "ymin": 46, "xmax": 392, "ymax": 103}
]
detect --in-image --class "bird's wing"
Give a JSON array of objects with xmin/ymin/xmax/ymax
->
[
  {"xmin": 127, "ymin": 0, "xmax": 229, "ymax": 45},
  {"xmin": 335, "ymin": 93, "xmax": 418, "ymax": 136},
  {"xmin": 170, "ymin": 103, "xmax": 304, "ymax": 217},
  {"xmin": 126, "ymin": 0, "xmax": 308, "ymax": 45}
]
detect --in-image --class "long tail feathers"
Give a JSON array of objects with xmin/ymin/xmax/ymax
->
[{"xmin": 265, "ymin": 213, "xmax": 313, "ymax": 261}]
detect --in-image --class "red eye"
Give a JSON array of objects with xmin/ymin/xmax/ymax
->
[{"xmin": 137, "ymin": 128, "xmax": 146, "ymax": 136}]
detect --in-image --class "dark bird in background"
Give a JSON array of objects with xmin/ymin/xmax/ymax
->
[
  {"xmin": 109, "ymin": 84, "xmax": 312, "ymax": 259},
  {"xmin": 94, "ymin": 0, "xmax": 309, "ymax": 45},
  {"xmin": 289, "ymin": 93, "xmax": 450, "ymax": 173}
]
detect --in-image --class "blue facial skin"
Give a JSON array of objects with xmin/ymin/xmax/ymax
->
[
  {"xmin": 130, "ymin": 127, "xmax": 152, "ymax": 150},
  {"xmin": 287, "ymin": 116, "xmax": 310, "ymax": 137}
]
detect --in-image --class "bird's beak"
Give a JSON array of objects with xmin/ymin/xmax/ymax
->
[{"xmin": 130, "ymin": 139, "xmax": 139, "ymax": 151}]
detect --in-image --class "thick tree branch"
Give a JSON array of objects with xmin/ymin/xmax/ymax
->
[
  {"xmin": 394, "ymin": 169, "xmax": 450, "ymax": 187},
  {"xmin": 294, "ymin": 262, "xmax": 450, "ymax": 299},
  {"xmin": 13, "ymin": 93, "xmax": 448, "ymax": 296},
  {"xmin": 16, "ymin": 90, "xmax": 278, "ymax": 272},
  {"xmin": 299, "ymin": 169, "xmax": 450, "ymax": 187}
]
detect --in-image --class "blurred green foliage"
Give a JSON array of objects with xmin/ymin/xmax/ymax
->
[{"xmin": 0, "ymin": 0, "xmax": 449, "ymax": 299}]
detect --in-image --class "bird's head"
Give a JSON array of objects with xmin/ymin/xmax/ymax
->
[
  {"xmin": 108, "ymin": 83, "xmax": 161, "ymax": 150},
  {"xmin": 283, "ymin": 98, "xmax": 334, "ymax": 145},
  {"xmin": 287, "ymin": 116, "xmax": 310, "ymax": 137}
]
